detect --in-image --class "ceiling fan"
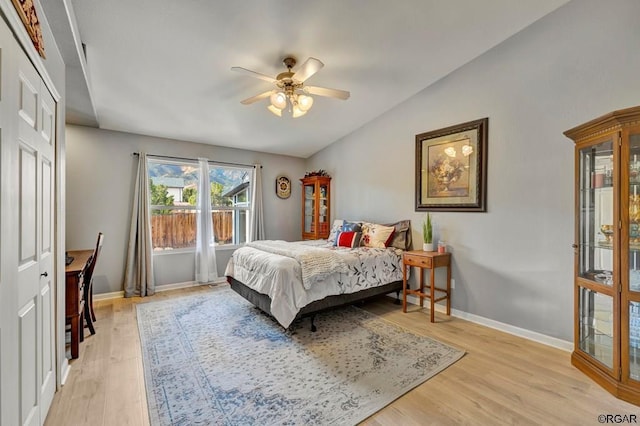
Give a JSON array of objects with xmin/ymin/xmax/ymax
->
[{"xmin": 231, "ymin": 56, "xmax": 350, "ymax": 118}]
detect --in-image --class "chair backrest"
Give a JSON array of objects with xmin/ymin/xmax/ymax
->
[{"xmin": 84, "ymin": 232, "xmax": 104, "ymax": 285}]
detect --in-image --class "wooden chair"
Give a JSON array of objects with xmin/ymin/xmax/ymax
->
[{"xmin": 83, "ymin": 232, "xmax": 104, "ymax": 335}]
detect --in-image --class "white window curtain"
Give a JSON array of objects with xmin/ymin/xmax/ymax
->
[
  {"xmin": 195, "ymin": 158, "xmax": 218, "ymax": 282},
  {"xmin": 249, "ymin": 164, "xmax": 265, "ymax": 241},
  {"xmin": 124, "ymin": 152, "xmax": 155, "ymax": 297}
]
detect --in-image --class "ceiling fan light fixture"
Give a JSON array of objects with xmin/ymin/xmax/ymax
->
[
  {"xmin": 233, "ymin": 55, "xmax": 350, "ymax": 118},
  {"xmin": 267, "ymin": 104, "xmax": 282, "ymax": 117},
  {"xmin": 297, "ymin": 94, "xmax": 313, "ymax": 112},
  {"xmin": 292, "ymin": 105, "xmax": 307, "ymax": 118},
  {"xmin": 270, "ymin": 91, "xmax": 287, "ymax": 109}
]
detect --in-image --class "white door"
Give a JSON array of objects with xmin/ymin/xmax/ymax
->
[
  {"xmin": 36, "ymin": 58, "xmax": 57, "ymax": 424},
  {"xmin": 0, "ymin": 23, "xmax": 57, "ymax": 425},
  {"xmin": 17, "ymin": 44, "xmax": 57, "ymax": 426}
]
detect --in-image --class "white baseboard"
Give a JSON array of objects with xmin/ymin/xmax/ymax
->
[
  {"xmin": 400, "ymin": 294, "xmax": 572, "ymax": 352},
  {"xmin": 94, "ymin": 291, "xmax": 124, "ymax": 301},
  {"xmin": 93, "ymin": 278, "xmax": 227, "ymax": 301},
  {"xmin": 155, "ymin": 280, "xmax": 202, "ymax": 292},
  {"xmin": 60, "ymin": 359, "xmax": 70, "ymax": 386},
  {"xmin": 155, "ymin": 277, "xmax": 227, "ymax": 292}
]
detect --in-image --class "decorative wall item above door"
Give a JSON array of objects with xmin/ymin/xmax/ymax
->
[
  {"xmin": 232, "ymin": 56, "xmax": 350, "ymax": 118},
  {"xmin": 10, "ymin": 0, "xmax": 45, "ymax": 57}
]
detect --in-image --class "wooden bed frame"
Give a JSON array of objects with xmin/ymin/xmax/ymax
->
[{"xmin": 227, "ymin": 276, "xmax": 403, "ymax": 331}]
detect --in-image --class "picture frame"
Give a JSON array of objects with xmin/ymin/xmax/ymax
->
[
  {"xmin": 275, "ymin": 175, "xmax": 291, "ymax": 199},
  {"xmin": 415, "ymin": 118, "xmax": 488, "ymax": 212}
]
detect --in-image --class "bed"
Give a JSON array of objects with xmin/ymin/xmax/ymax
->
[{"xmin": 225, "ymin": 219, "xmax": 412, "ymax": 330}]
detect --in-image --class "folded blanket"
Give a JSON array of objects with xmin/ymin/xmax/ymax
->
[{"xmin": 247, "ymin": 240, "xmax": 347, "ymax": 289}]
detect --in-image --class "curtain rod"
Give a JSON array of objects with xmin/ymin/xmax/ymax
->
[{"xmin": 132, "ymin": 152, "xmax": 260, "ymax": 168}]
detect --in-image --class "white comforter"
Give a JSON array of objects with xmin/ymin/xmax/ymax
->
[
  {"xmin": 246, "ymin": 240, "xmax": 347, "ymax": 289},
  {"xmin": 225, "ymin": 240, "xmax": 403, "ymax": 328}
]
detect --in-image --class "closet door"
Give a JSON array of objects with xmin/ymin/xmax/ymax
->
[
  {"xmin": 16, "ymin": 45, "xmax": 57, "ymax": 426},
  {"xmin": 0, "ymin": 17, "xmax": 16, "ymax": 426},
  {"xmin": 0, "ymin": 21, "xmax": 57, "ymax": 426}
]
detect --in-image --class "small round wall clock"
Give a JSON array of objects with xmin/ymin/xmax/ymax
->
[{"xmin": 276, "ymin": 176, "xmax": 291, "ymax": 199}]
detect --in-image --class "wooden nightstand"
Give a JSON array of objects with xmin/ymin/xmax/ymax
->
[{"xmin": 402, "ymin": 250, "xmax": 451, "ymax": 322}]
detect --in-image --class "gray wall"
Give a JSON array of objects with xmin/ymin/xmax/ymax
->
[
  {"xmin": 307, "ymin": 0, "xmax": 640, "ymax": 342},
  {"xmin": 66, "ymin": 125, "xmax": 306, "ymax": 293}
]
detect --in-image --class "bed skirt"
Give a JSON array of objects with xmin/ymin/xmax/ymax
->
[{"xmin": 227, "ymin": 276, "xmax": 403, "ymax": 327}]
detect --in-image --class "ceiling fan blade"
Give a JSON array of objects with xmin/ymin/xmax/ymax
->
[
  {"xmin": 231, "ymin": 67, "xmax": 277, "ymax": 83},
  {"xmin": 305, "ymin": 85, "xmax": 350, "ymax": 100},
  {"xmin": 293, "ymin": 57, "xmax": 324, "ymax": 82},
  {"xmin": 240, "ymin": 90, "xmax": 273, "ymax": 105}
]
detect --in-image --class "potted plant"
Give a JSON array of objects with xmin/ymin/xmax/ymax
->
[{"xmin": 422, "ymin": 213, "xmax": 434, "ymax": 251}]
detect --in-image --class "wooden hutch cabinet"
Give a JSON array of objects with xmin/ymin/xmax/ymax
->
[
  {"xmin": 300, "ymin": 176, "xmax": 331, "ymax": 240},
  {"xmin": 565, "ymin": 106, "xmax": 640, "ymax": 405}
]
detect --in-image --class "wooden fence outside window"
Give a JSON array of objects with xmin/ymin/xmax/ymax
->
[{"xmin": 151, "ymin": 211, "xmax": 233, "ymax": 249}]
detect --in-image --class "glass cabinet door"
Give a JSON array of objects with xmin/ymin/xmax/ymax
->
[
  {"xmin": 579, "ymin": 287, "xmax": 614, "ymax": 368},
  {"xmin": 629, "ymin": 133, "xmax": 640, "ymax": 292},
  {"xmin": 578, "ymin": 139, "xmax": 615, "ymax": 370},
  {"xmin": 318, "ymin": 183, "xmax": 328, "ymax": 234},
  {"xmin": 630, "ymin": 301, "xmax": 640, "ymax": 380},
  {"xmin": 578, "ymin": 140, "xmax": 614, "ymax": 284},
  {"xmin": 628, "ymin": 131, "xmax": 640, "ymax": 382},
  {"xmin": 303, "ymin": 183, "xmax": 314, "ymax": 234}
]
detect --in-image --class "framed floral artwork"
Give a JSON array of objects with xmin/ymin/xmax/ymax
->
[{"xmin": 415, "ymin": 118, "xmax": 488, "ymax": 212}]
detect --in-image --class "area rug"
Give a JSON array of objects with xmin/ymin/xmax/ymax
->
[{"xmin": 137, "ymin": 288, "xmax": 464, "ymax": 425}]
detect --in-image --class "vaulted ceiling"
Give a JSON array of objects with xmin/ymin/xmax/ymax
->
[{"xmin": 44, "ymin": 0, "xmax": 568, "ymax": 158}]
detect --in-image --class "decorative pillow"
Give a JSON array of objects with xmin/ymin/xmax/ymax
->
[
  {"xmin": 327, "ymin": 219, "xmax": 344, "ymax": 244},
  {"xmin": 333, "ymin": 221, "xmax": 362, "ymax": 246},
  {"xmin": 384, "ymin": 220, "xmax": 412, "ymax": 250},
  {"xmin": 336, "ymin": 231, "xmax": 362, "ymax": 248},
  {"xmin": 361, "ymin": 223, "xmax": 395, "ymax": 248},
  {"xmin": 341, "ymin": 221, "xmax": 362, "ymax": 232}
]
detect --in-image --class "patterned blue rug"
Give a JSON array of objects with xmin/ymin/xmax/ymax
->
[{"xmin": 137, "ymin": 288, "xmax": 464, "ymax": 425}]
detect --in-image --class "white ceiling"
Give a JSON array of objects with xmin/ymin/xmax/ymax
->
[{"xmin": 45, "ymin": 0, "xmax": 568, "ymax": 158}]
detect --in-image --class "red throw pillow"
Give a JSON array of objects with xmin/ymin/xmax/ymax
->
[
  {"xmin": 384, "ymin": 230, "xmax": 395, "ymax": 247},
  {"xmin": 336, "ymin": 231, "xmax": 362, "ymax": 248}
]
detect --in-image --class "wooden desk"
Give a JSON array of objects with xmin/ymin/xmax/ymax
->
[
  {"xmin": 402, "ymin": 250, "xmax": 451, "ymax": 322},
  {"xmin": 65, "ymin": 249, "xmax": 92, "ymax": 359}
]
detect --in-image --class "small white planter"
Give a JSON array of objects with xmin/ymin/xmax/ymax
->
[{"xmin": 423, "ymin": 242, "xmax": 434, "ymax": 252}]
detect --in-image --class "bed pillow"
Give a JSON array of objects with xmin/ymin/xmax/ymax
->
[
  {"xmin": 336, "ymin": 231, "xmax": 362, "ymax": 248},
  {"xmin": 384, "ymin": 220, "xmax": 412, "ymax": 250},
  {"xmin": 361, "ymin": 223, "xmax": 395, "ymax": 248},
  {"xmin": 332, "ymin": 221, "xmax": 362, "ymax": 246},
  {"xmin": 327, "ymin": 219, "xmax": 344, "ymax": 244},
  {"xmin": 341, "ymin": 221, "xmax": 362, "ymax": 232}
]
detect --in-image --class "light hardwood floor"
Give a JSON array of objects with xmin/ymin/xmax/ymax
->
[{"xmin": 45, "ymin": 285, "xmax": 638, "ymax": 425}]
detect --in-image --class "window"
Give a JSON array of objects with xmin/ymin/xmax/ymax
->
[{"xmin": 148, "ymin": 158, "xmax": 252, "ymax": 251}]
